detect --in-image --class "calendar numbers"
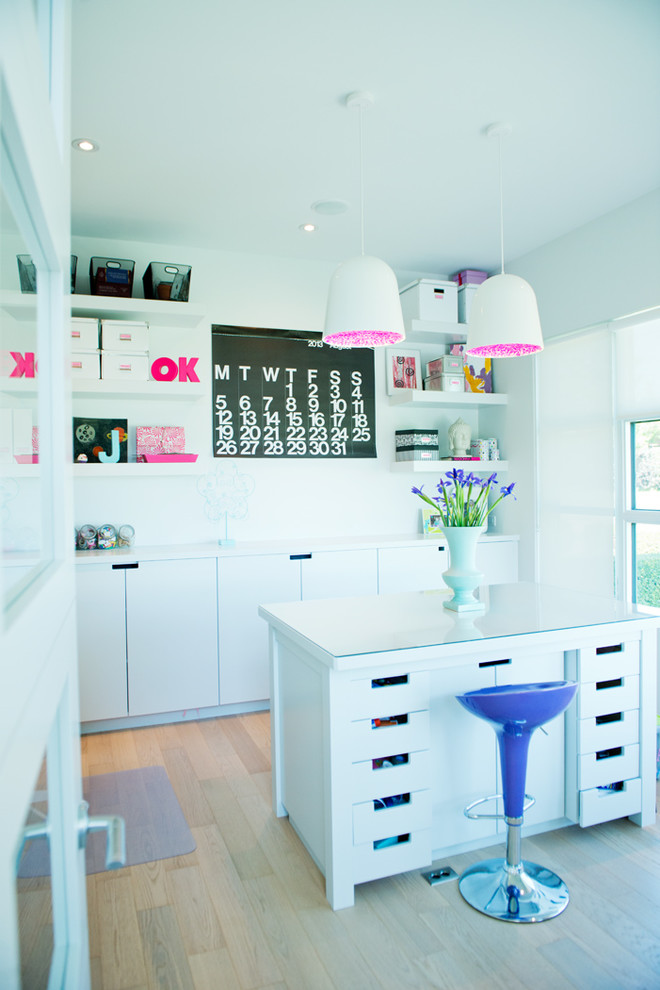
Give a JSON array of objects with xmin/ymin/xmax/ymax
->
[{"xmin": 212, "ymin": 330, "xmax": 376, "ymax": 459}]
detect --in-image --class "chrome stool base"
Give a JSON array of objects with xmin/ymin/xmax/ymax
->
[{"xmin": 458, "ymin": 856, "xmax": 570, "ymax": 923}]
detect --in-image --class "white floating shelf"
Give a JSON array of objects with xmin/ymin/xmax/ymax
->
[
  {"xmin": 392, "ymin": 460, "xmax": 508, "ymax": 473},
  {"xmin": 403, "ymin": 319, "xmax": 468, "ymax": 345},
  {"xmin": 0, "ymin": 291, "xmax": 207, "ymax": 327},
  {"xmin": 71, "ymin": 294, "xmax": 207, "ymax": 328},
  {"xmin": 388, "ymin": 390, "xmax": 507, "ymax": 408},
  {"xmin": 73, "ymin": 462, "xmax": 204, "ymax": 478},
  {"xmin": 71, "ymin": 380, "xmax": 204, "ymax": 400},
  {"xmin": 0, "ymin": 291, "xmax": 37, "ymax": 322}
]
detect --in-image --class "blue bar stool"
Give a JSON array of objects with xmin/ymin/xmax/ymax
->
[{"xmin": 455, "ymin": 680, "xmax": 578, "ymax": 923}]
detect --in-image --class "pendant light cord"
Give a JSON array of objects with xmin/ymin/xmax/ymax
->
[
  {"xmin": 359, "ymin": 104, "xmax": 365, "ymax": 256},
  {"xmin": 498, "ymin": 131, "xmax": 505, "ymax": 275}
]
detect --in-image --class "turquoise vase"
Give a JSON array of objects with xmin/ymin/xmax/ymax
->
[{"xmin": 441, "ymin": 525, "xmax": 486, "ymax": 612}]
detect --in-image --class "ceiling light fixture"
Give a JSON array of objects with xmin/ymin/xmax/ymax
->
[
  {"xmin": 312, "ymin": 199, "xmax": 349, "ymax": 216},
  {"xmin": 300, "ymin": 223, "xmax": 317, "ymax": 232},
  {"xmin": 465, "ymin": 123, "xmax": 543, "ymax": 359},
  {"xmin": 72, "ymin": 137, "xmax": 99, "ymax": 152},
  {"xmin": 322, "ymin": 92, "xmax": 405, "ymax": 349}
]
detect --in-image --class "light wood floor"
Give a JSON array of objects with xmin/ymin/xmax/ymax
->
[{"xmin": 81, "ymin": 714, "xmax": 660, "ymax": 990}]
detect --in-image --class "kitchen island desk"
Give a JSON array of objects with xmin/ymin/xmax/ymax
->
[{"xmin": 259, "ymin": 582, "xmax": 658, "ymax": 910}]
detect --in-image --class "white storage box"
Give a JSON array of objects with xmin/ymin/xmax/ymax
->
[
  {"xmin": 71, "ymin": 351, "xmax": 100, "ymax": 380},
  {"xmin": 425, "ymin": 355, "xmax": 463, "ymax": 376},
  {"xmin": 69, "ymin": 317, "xmax": 99, "ymax": 351},
  {"xmin": 458, "ymin": 284, "xmax": 480, "ymax": 324},
  {"xmin": 424, "ymin": 373, "xmax": 463, "ymax": 392},
  {"xmin": 101, "ymin": 352, "xmax": 149, "ymax": 381},
  {"xmin": 399, "ymin": 279, "xmax": 458, "ymax": 324},
  {"xmin": 100, "ymin": 320, "xmax": 149, "ymax": 353},
  {"xmin": 395, "ymin": 449, "xmax": 440, "ymax": 462}
]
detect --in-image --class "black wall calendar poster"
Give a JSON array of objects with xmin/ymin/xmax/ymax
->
[{"xmin": 212, "ymin": 326, "xmax": 376, "ymax": 458}]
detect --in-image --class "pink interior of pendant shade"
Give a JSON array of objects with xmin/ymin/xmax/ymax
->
[
  {"xmin": 324, "ymin": 330, "xmax": 405, "ymax": 348},
  {"xmin": 467, "ymin": 342, "xmax": 542, "ymax": 357}
]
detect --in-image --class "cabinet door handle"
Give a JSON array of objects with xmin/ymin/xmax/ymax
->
[
  {"xmin": 112, "ymin": 562, "xmax": 139, "ymax": 570},
  {"xmin": 478, "ymin": 658, "xmax": 511, "ymax": 668},
  {"xmin": 289, "ymin": 553, "xmax": 312, "ymax": 560}
]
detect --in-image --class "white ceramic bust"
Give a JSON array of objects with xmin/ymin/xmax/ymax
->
[{"xmin": 448, "ymin": 417, "xmax": 471, "ymax": 457}]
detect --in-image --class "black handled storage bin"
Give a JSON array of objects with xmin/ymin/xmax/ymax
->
[
  {"xmin": 143, "ymin": 262, "xmax": 191, "ymax": 302},
  {"xmin": 89, "ymin": 257, "xmax": 135, "ymax": 297}
]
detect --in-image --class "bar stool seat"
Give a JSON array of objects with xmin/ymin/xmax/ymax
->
[{"xmin": 455, "ymin": 680, "xmax": 578, "ymax": 923}]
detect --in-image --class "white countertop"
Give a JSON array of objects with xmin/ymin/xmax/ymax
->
[
  {"xmin": 72, "ymin": 531, "xmax": 519, "ymax": 564},
  {"xmin": 258, "ymin": 582, "xmax": 659, "ymax": 663}
]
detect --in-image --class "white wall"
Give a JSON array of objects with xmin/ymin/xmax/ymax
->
[
  {"xmin": 505, "ymin": 186, "xmax": 660, "ymax": 581},
  {"xmin": 70, "ymin": 235, "xmax": 445, "ymax": 546},
  {"xmin": 65, "ymin": 188, "xmax": 660, "ymax": 554},
  {"xmin": 511, "ymin": 187, "xmax": 660, "ymax": 339}
]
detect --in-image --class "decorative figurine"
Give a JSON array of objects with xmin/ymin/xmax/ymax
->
[{"xmin": 448, "ymin": 417, "xmax": 471, "ymax": 458}]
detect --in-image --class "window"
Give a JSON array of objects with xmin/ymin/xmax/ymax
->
[{"xmin": 628, "ymin": 419, "xmax": 660, "ymax": 607}]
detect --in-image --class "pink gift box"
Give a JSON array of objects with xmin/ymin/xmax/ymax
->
[
  {"xmin": 136, "ymin": 425, "xmax": 185, "ymax": 455},
  {"xmin": 136, "ymin": 426, "xmax": 164, "ymax": 455},
  {"xmin": 162, "ymin": 426, "xmax": 185, "ymax": 453}
]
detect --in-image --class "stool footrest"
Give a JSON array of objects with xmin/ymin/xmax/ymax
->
[{"xmin": 464, "ymin": 793, "xmax": 535, "ymax": 821}]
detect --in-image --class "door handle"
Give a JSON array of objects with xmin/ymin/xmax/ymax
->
[{"xmin": 78, "ymin": 800, "xmax": 126, "ymax": 870}]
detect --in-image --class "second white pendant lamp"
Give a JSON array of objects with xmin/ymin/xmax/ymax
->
[
  {"xmin": 466, "ymin": 123, "xmax": 544, "ymax": 359},
  {"xmin": 323, "ymin": 92, "xmax": 405, "ymax": 349}
]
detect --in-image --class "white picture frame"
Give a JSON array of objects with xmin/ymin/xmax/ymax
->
[{"xmin": 385, "ymin": 347, "xmax": 422, "ymax": 395}]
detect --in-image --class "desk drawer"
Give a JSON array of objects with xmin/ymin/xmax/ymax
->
[
  {"xmin": 578, "ymin": 674, "xmax": 639, "ymax": 719},
  {"xmin": 350, "ymin": 671, "xmax": 430, "ymax": 720},
  {"xmin": 579, "ymin": 777, "xmax": 641, "ymax": 827},
  {"xmin": 351, "ymin": 710, "xmax": 430, "ymax": 762},
  {"xmin": 578, "ymin": 641, "xmax": 639, "ymax": 682},
  {"xmin": 577, "ymin": 708, "xmax": 639, "ymax": 754},
  {"xmin": 353, "ymin": 828, "xmax": 432, "ymax": 885},
  {"xmin": 352, "ymin": 748, "xmax": 431, "ymax": 803},
  {"xmin": 579, "ymin": 743, "xmax": 639, "ymax": 791},
  {"xmin": 353, "ymin": 788, "xmax": 431, "ymax": 846}
]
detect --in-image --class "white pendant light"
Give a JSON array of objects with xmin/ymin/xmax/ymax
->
[
  {"xmin": 466, "ymin": 123, "xmax": 543, "ymax": 359},
  {"xmin": 323, "ymin": 92, "xmax": 405, "ymax": 349}
]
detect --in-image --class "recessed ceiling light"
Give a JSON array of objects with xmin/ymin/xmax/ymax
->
[
  {"xmin": 72, "ymin": 138, "xmax": 99, "ymax": 152},
  {"xmin": 300, "ymin": 223, "xmax": 318, "ymax": 232},
  {"xmin": 311, "ymin": 200, "xmax": 349, "ymax": 216}
]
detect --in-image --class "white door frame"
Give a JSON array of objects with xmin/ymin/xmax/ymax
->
[{"xmin": 0, "ymin": 0, "xmax": 89, "ymax": 987}]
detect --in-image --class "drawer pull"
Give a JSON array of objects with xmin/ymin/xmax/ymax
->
[
  {"xmin": 289, "ymin": 553, "xmax": 312, "ymax": 560},
  {"xmin": 478, "ymin": 658, "xmax": 511, "ymax": 668},
  {"xmin": 596, "ymin": 644, "xmax": 623, "ymax": 655},
  {"xmin": 595, "ymin": 712, "xmax": 622, "ymax": 725},
  {"xmin": 372, "ymin": 753, "xmax": 409, "ymax": 770},
  {"xmin": 373, "ymin": 793, "xmax": 410, "ymax": 811},
  {"xmin": 596, "ymin": 746, "xmax": 623, "ymax": 760},
  {"xmin": 112, "ymin": 562, "xmax": 139, "ymax": 570},
  {"xmin": 372, "ymin": 714, "xmax": 408, "ymax": 729},
  {"xmin": 371, "ymin": 675, "xmax": 408, "ymax": 688},
  {"xmin": 596, "ymin": 677, "xmax": 623, "ymax": 690},
  {"xmin": 373, "ymin": 833, "xmax": 410, "ymax": 850}
]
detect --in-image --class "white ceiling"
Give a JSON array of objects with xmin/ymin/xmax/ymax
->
[{"xmin": 71, "ymin": 0, "xmax": 660, "ymax": 279}]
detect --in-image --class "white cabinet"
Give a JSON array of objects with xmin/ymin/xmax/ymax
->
[
  {"xmin": 218, "ymin": 554, "xmax": 300, "ymax": 706},
  {"xmin": 217, "ymin": 548, "xmax": 378, "ymax": 705},
  {"xmin": 125, "ymin": 558, "xmax": 218, "ymax": 716},
  {"xmin": 300, "ymin": 548, "xmax": 378, "ymax": 601},
  {"xmin": 76, "ymin": 564, "xmax": 129, "ymax": 721},
  {"xmin": 378, "ymin": 545, "xmax": 448, "ymax": 594},
  {"xmin": 77, "ymin": 556, "xmax": 219, "ymax": 722},
  {"xmin": 565, "ymin": 637, "xmax": 642, "ymax": 827},
  {"xmin": 378, "ymin": 538, "xmax": 518, "ymax": 595}
]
